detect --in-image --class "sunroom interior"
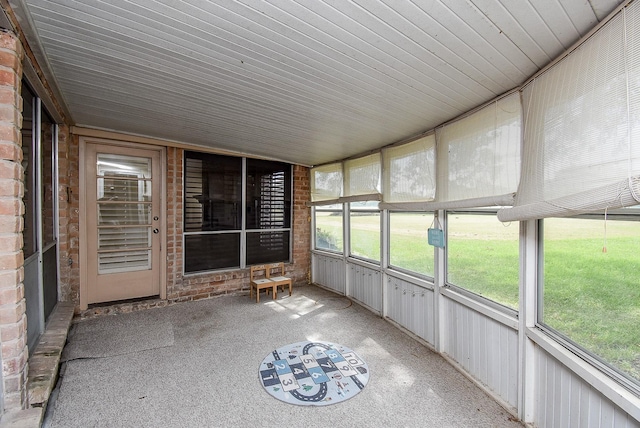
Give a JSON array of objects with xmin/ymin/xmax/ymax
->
[{"xmin": 1, "ymin": 0, "xmax": 640, "ymax": 426}]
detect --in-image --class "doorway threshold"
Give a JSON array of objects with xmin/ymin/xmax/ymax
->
[{"xmin": 79, "ymin": 296, "xmax": 167, "ymax": 321}]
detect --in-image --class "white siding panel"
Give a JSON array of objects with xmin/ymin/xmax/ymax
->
[
  {"xmin": 347, "ymin": 262, "xmax": 382, "ymax": 313},
  {"xmin": 535, "ymin": 348, "xmax": 640, "ymax": 428},
  {"xmin": 386, "ymin": 274, "xmax": 435, "ymax": 346},
  {"xmin": 311, "ymin": 253, "xmax": 346, "ymax": 294},
  {"xmin": 412, "ymin": 284, "xmax": 434, "ymax": 344},
  {"xmin": 442, "ymin": 296, "xmax": 519, "ymax": 409}
]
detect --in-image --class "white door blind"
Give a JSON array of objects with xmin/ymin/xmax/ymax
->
[
  {"xmin": 498, "ymin": 6, "xmax": 640, "ymax": 222},
  {"xmin": 381, "ymin": 135, "xmax": 436, "ymax": 208},
  {"xmin": 343, "ymin": 153, "xmax": 381, "ymax": 202},
  {"xmin": 434, "ymin": 92, "xmax": 521, "ymax": 209},
  {"xmin": 310, "ymin": 162, "xmax": 343, "ymax": 204},
  {"xmin": 95, "ymin": 153, "xmax": 153, "ymax": 274}
]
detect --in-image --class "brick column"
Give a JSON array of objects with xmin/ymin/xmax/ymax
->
[
  {"xmin": 291, "ymin": 165, "xmax": 310, "ymax": 284},
  {"xmin": 57, "ymin": 127, "xmax": 80, "ymax": 305},
  {"xmin": 0, "ymin": 30, "xmax": 27, "ymax": 410},
  {"xmin": 166, "ymin": 146, "xmax": 184, "ymax": 297}
]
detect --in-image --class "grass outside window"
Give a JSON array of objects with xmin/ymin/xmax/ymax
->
[
  {"xmin": 349, "ymin": 202, "xmax": 380, "ymax": 262},
  {"xmin": 541, "ymin": 216, "xmax": 640, "ymax": 385},
  {"xmin": 389, "ymin": 212, "xmax": 434, "ymax": 277},
  {"xmin": 446, "ymin": 212, "xmax": 519, "ymax": 309},
  {"xmin": 315, "ymin": 207, "xmax": 343, "ymax": 253}
]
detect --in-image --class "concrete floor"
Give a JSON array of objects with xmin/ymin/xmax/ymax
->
[{"xmin": 45, "ymin": 285, "xmax": 523, "ymax": 428}]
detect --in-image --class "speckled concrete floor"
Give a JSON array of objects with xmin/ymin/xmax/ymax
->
[{"xmin": 46, "ymin": 285, "xmax": 523, "ymax": 428}]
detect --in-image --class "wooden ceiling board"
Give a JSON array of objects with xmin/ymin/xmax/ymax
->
[
  {"xmin": 41, "ymin": 26, "xmax": 448, "ymax": 131},
  {"xmin": 430, "ymin": 1, "xmax": 537, "ymax": 82},
  {"xmin": 35, "ymin": 3, "xmax": 457, "ymax": 125},
  {"xmin": 222, "ymin": 0, "xmax": 491, "ymax": 109},
  {"xmin": 14, "ymin": 0, "xmax": 626, "ymax": 165},
  {"xmin": 47, "ymin": 52, "xmax": 438, "ymax": 153},
  {"xmin": 48, "ymin": 55, "xmax": 411, "ymax": 161},
  {"xmin": 374, "ymin": 0, "xmax": 523, "ymax": 91},
  {"xmin": 472, "ymin": 0, "xmax": 561, "ymax": 67}
]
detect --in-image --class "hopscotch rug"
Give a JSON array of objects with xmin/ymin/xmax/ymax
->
[{"xmin": 259, "ymin": 340, "xmax": 370, "ymax": 406}]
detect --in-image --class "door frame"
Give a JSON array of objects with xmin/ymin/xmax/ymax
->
[{"xmin": 79, "ymin": 137, "xmax": 167, "ymax": 310}]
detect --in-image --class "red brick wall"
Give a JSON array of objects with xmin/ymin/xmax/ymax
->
[
  {"xmin": 0, "ymin": 30, "xmax": 27, "ymax": 411},
  {"xmin": 57, "ymin": 127, "xmax": 79, "ymax": 303}
]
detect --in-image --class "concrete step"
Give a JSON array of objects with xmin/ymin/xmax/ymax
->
[
  {"xmin": 0, "ymin": 408, "xmax": 42, "ymax": 428},
  {"xmin": 26, "ymin": 302, "xmax": 74, "ymax": 408}
]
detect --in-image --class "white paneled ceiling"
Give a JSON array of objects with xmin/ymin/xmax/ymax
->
[{"xmin": 9, "ymin": 0, "xmax": 625, "ymax": 166}]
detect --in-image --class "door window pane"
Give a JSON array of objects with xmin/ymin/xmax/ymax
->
[
  {"xmin": 97, "ymin": 154, "xmax": 152, "ymax": 204},
  {"xmin": 98, "ymin": 227, "xmax": 150, "ymax": 250},
  {"xmin": 98, "ymin": 249, "xmax": 151, "ymax": 274},
  {"xmin": 97, "ymin": 153, "xmax": 151, "ymax": 178},
  {"xmin": 98, "ymin": 203, "xmax": 151, "ymax": 225},
  {"xmin": 97, "ymin": 178, "xmax": 151, "ymax": 202},
  {"xmin": 96, "ymin": 153, "xmax": 153, "ymax": 275}
]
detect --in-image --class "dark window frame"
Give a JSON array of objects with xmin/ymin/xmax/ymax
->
[{"xmin": 183, "ymin": 152, "xmax": 292, "ymax": 274}]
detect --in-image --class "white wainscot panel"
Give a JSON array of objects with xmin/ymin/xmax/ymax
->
[
  {"xmin": 312, "ymin": 253, "xmax": 346, "ymax": 294},
  {"xmin": 536, "ymin": 348, "xmax": 640, "ymax": 428},
  {"xmin": 386, "ymin": 276, "xmax": 435, "ymax": 346},
  {"xmin": 348, "ymin": 262, "xmax": 382, "ymax": 314},
  {"xmin": 443, "ymin": 296, "xmax": 519, "ymax": 410}
]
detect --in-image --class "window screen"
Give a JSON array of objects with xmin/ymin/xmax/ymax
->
[
  {"xmin": 245, "ymin": 159, "xmax": 291, "ymax": 230},
  {"xmin": 184, "ymin": 152, "xmax": 292, "ymax": 273},
  {"xmin": 246, "ymin": 159, "xmax": 292, "ymax": 264},
  {"xmin": 184, "ymin": 152, "xmax": 242, "ymax": 232}
]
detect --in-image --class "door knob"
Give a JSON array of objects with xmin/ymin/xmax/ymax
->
[{"xmin": 153, "ymin": 228, "xmax": 159, "ymax": 234}]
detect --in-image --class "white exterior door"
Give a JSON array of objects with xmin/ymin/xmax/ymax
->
[{"xmin": 83, "ymin": 142, "xmax": 163, "ymax": 306}]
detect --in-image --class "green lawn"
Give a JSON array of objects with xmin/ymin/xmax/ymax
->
[
  {"xmin": 315, "ymin": 211, "xmax": 640, "ymax": 383},
  {"xmin": 389, "ymin": 212, "xmax": 435, "ymax": 276},
  {"xmin": 447, "ymin": 214, "xmax": 519, "ymax": 308},
  {"xmin": 543, "ymin": 218, "xmax": 640, "ymax": 381}
]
